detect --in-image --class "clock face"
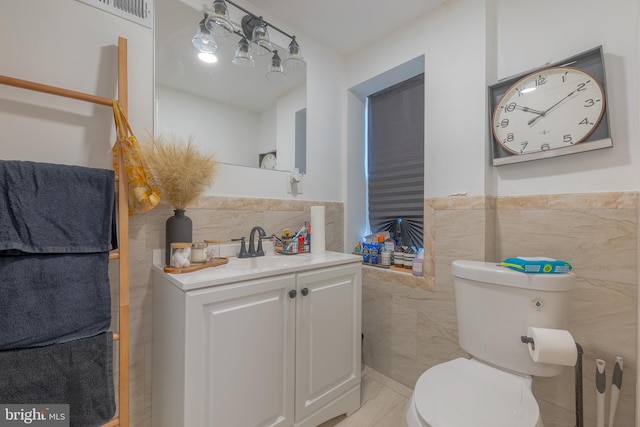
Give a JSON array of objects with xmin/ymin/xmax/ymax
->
[
  {"xmin": 260, "ymin": 153, "xmax": 277, "ymax": 169},
  {"xmin": 492, "ymin": 67, "xmax": 606, "ymax": 155}
]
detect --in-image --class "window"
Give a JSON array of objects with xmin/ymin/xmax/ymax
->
[{"xmin": 367, "ymin": 74, "xmax": 424, "ymax": 249}]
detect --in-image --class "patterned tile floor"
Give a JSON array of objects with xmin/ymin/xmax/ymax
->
[{"xmin": 318, "ymin": 365, "xmax": 411, "ymax": 427}]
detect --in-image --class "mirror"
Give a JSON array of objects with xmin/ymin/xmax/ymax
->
[{"xmin": 154, "ymin": 0, "xmax": 307, "ymax": 171}]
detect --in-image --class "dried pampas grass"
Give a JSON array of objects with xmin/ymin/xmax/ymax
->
[{"xmin": 141, "ymin": 135, "xmax": 217, "ymax": 210}]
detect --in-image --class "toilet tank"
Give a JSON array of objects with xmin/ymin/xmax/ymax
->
[{"xmin": 452, "ymin": 260, "xmax": 576, "ymax": 377}]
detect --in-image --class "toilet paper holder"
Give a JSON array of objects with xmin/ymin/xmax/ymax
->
[
  {"xmin": 520, "ymin": 335, "xmax": 535, "ymax": 348},
  {"xmin": 519, "ymin": 334, "xmax": 584, "ymax": 427}
]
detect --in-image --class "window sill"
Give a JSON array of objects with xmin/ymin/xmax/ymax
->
[{"xmin": 361, "ymin": 263, "xmax": 434, "ymax": 292}]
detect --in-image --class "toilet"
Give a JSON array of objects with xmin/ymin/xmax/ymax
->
[{"xmin": 406, "ymin": 260, "xmax": 576, "ymax": 427}]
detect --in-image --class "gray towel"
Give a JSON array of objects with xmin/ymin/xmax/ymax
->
[
  {"xmin": 0, "ymin": 253, "xmax": 111, "ymax": 350},
  {"xmin": 0, "ymin": 332, "xmax": 116, "ymax": 427},
  {"xmin": 0, "ymin": 160, "xmax": 115, "ymax": 254}
]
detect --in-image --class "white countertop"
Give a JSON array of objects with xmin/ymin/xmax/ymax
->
[{"xmin": 152, "ymin": 249, "xmax": 362, "ymax": 291}]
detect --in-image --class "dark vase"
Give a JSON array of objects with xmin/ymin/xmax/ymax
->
[{"xmin": 165, "ymin": 209, "xmax": 193, "ymax": 266}]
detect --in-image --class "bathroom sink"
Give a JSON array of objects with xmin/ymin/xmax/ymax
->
[
  {"xmin": 227, "ymin": 254, "xmax": 312, "ymax": 271},
  {"xmin": 153, "ymin": 248, "xmax": 362, "ymax": 291}
]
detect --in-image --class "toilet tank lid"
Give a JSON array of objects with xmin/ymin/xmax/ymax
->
[{"xmin": 452, "ymin": 260, "xmax": 575, "ymax": 291}]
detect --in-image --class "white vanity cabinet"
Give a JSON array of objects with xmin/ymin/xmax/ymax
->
[
  {"xmin": 152, "ymin": 253, "xmax": 362, "ymax": 427},
  {"xmin": 293, "ymin": 265, "xmax": 362, "ymax": 424}
]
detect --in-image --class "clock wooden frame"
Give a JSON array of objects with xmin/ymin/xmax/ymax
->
[{"xmin": 488, "ymin": 46, "xmax": 612, "ymax": 166}]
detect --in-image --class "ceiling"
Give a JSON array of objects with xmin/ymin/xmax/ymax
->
[{"xmin": 242, "ymin": 0, "xmax": 447, "ymax": 56}]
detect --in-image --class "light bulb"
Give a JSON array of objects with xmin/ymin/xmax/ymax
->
[{"xmin": 198, "ymin": 52, "xmax": 218, "ymax": 63}]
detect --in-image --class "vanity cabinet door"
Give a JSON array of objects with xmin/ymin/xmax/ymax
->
[
  {"xmin": 294, "ymin": 264, "xmax": 362, "ymax": 422},
  {"xmin": 184, "ymin": 274, "xmax": 296, "ymax": 427}
]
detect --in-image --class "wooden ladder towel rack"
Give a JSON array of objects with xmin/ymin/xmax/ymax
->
[{"xmin": 0, "ymin": 37, "xmax": 130, "ymax": 427}]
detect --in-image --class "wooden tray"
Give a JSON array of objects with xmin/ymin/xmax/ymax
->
[{"xmin": 164, "ymin": 257, "xmax": 229, "ymax": 274}]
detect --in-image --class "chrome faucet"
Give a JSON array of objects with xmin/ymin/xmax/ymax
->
[{"xmin": 248, "ymin": 226, "xmax": 267, "ymax": 257}]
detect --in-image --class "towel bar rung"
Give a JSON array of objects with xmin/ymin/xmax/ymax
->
[{"xmin": 0, "ymin": 36, "xmax": 130, "ymax": 427}]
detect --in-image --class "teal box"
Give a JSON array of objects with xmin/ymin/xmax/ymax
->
[{"xmin": 500, "ymin": 257, "xmax": 573, "ymax": 274}]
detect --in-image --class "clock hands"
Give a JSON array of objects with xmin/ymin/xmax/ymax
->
[
  {"xmin": 514, "ymin": 105, "xmax": 545, "ymax": 115},
  {"xmin": 527, "ymin": 89, "xmax": 578, "ymax": 126}
]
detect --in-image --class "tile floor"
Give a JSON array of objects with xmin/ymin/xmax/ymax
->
[{"xmin": 318, "ymin": 365, "xmax": 411, "ymax": 427}]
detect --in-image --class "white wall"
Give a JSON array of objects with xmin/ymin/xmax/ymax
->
[
  {"xmin": 276, "ymin": 83, "xmax": 306, "ymax": 172},
  {"xmin": 343, "ymin": 0, "xmax": 489, "ymax": 247},
  {"xmin": 155, "ymin": 85, "xmax": 260, "ymax": 167},
  {"xmin": 258, "ymin": 107, "xmax": 277, "ymax": 156},
  {"xmin": 344, "ymin": 0, "xmax": 639, "ymax": 200},
  {"xmin": 493, "ymin": 0, "xmax": 640, "ymax": 195},
  {"xmin": 0, "ymin": 0, "xmax": 153, "ymax": 169},
  {"xmin": 345, "ymin": 0, "xmax": 490, "ymax": 200},
  {"xmin": 156, "ymin": 82, "xmax": 305, "ymax": 172},
  {"xmin": 345, "ymin": 91, "xmax": 368, "ymax": 249}
]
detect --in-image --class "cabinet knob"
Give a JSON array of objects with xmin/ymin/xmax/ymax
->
[
  {"xmin": 301, "ymin": 287, "xmax": 309, "ymax": 296},
  {"xmin": 288, "ymin": 289, "xmax": 297, "ymax": 299}
]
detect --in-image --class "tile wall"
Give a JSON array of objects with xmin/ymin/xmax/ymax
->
[
  {"xmin": 109, "ymin": 191, "xmax": 637, "ymax": 426},
  {"xmin": 362, "ymin": 192, "xmax": 637, "ymax": 427}
]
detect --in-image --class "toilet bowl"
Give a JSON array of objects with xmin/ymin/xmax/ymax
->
[
  {"xmin": 405, "ymin": 260, "xmax": 576, "ymax": 427},
  {"xmin": 406, "ymin": 358, "xmax": 543, "ymax": 427}
]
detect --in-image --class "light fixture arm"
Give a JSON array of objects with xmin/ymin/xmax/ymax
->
[{"xmin": 224, "ymin": 0, "xmax": 297, "ymax": 42}]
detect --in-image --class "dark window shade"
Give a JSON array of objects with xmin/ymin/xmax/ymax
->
[{"xmin": 367, "ymin": 74, "xmax": 424, "ymax": 249}]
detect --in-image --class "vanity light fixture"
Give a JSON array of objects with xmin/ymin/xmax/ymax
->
[
  {"xmin": 192, "ymin": 14, "xmax": 218, "ymax": 54},
  {"xmin": 205, "ymin": 0, "xmax": 234, "ymax": 37},
  {"xmin": 194, "ymin": 0, "xmax": 305, "ymax": 80},
  {"xmin": 249, "ymin": 17, "xmax": 272, "ymax": 56},
  {"xmin": 232, "ymin": 37, "xmax": 255, "ymax": 68},
  {"xmin": 284, "ymin": 36, "xmax": 304, "ymax": 71},
  {"xmin": 265, "ymin": 51, "xmax": 286, "ymax": 82}
]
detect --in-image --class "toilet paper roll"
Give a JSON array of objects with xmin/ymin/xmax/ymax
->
[
  {"xmin": 310, "ymin": 206, "xmax": 325, "ymax": 254},
  {"xmin": 527, "ymin": 327, "xmax": 577, "ymax": 366}
]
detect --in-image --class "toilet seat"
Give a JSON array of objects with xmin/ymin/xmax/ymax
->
[{"xmin": 410, "ymin": 358, "xmax": 541, "ymax": 427}]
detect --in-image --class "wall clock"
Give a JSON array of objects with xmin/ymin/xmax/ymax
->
[
  {"xmin": 489, "ymin": 46, "xmax": 612, "ymax": 166},
  {"xmin": 259, "ymin": 151, "xmax": 277, "ymax": 169}
]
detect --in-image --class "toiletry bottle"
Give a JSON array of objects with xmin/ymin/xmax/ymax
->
[
  {"xmin": 413, "ymin": 249, "xmax": 424, "ymax": 277},
  {"xmin": 375, "ymin": 235, "xmax": 385, "ymax": 265},
  {"xmin": 381, "ymin": 248, "xmax": 391, "ymax": 266},
  {"xmin": 362, "ymin": 243, "xmax": 371, "ymax": 263},
  {"xmin": 304, "ymin": 221, "xmax": 310, "ymax": 252},
  {"xmin": 370, "ymin": 244, "xmax": 379, "ymax": 264}
]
